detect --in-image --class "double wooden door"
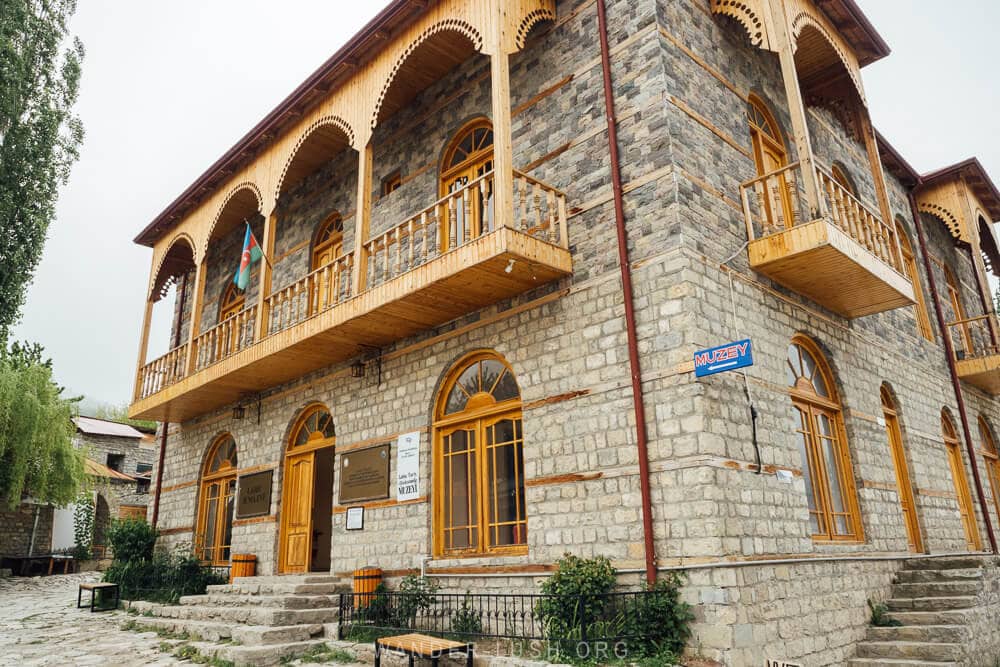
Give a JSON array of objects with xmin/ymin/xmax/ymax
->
[
  {"xmin": 945, "ymin": 440, "xmax": 982, "ymax": 551},
  {"xmin": 881, "ymin": 395, "xmax": 923, "ymax": 552},
  {"xmin": 279, "ymin": 451, "xmax": 315, "ymax": 573}
]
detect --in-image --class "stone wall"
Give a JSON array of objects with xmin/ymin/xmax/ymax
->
[{"xmin": 0, "ymin": 504, "xmax": 54, "ymax": 557}]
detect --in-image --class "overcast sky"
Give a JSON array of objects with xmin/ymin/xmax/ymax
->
[{"xmin": 11, "ymin": 0, "xmax": 1000, "ymax": 409}]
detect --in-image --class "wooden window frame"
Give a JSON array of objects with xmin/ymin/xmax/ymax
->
[
  {"xmin": 896, "ymin": 218, "xmax": 934, "ymax": 342},
  {"xmin": 978, "ymin": 416, "xmax": 1000, "ymax": 529},
  {"xmin": 219, "ymin": 282, "xmax": 246, "ymax": 322},
  {"xmin": 787, "ymin": 335, "xmax": 864, "ymax": 543},
  {"xmin": 432, "ymin": 351, "xmax": 526, "ymax": 559},
  {"xmin": 382, "ymin": 171, "xmax": 402, "ymax": 197},
  {"xmin": 880, "ymin": 386, "xmax": 923, "ymax": 552},
  {"xmin": 195, "ymin": 433, "xmax": 238, "ymax": 566},
  {"xmin": 944, "ymin": 266, "xmax": 973, "ymax": 355},
  {"xmin": 942, "ymin": 411, "xmax": 982, "ymax": 551},
  {"xmin": 311, "ymin": 213, "xmax": 345, "ymax": 272},
  {"xmin": 439, "ymin": 119, "xmax": 495, "ymax": 249},
  {"xmin": 746, "ymin": 95, "xmax": 794, "ymax": 230}
]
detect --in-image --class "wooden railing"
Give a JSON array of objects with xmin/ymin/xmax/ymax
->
[
  {"xmin": 135, "ymin": 343, "xmax": 188, "ymax": 400},
  {"xmin": 739, "ymin": 162, "xmax": 904, "ymax": 274},
  {"xmin": 265, "ymin": 253, "xmax": 354, "ymax": 334},
  {"xmin": 363, "ymin": 170, "xmax": 568, "ymax": 288},
  {"xmin": 948, "ymin": 314, "xmax": 1000, "ymax": 361},
  {"xmin": 192, "ymin": 304, "xmax": 258, "ymax": 371}
]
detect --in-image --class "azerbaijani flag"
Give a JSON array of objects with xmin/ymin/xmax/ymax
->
[{"xmin": 234, "ymin": 223, "xmax": 263, "ymax": 290}]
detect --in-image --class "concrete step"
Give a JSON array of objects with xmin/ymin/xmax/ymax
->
[
  {"xmin": 129, "ymin": 616, "xmax": 324, "ymax": 645},
  {"xmin": 885, "ymin": 596, "xmax": 977, "ymax": 612},
  {"xmin": 179, "ymin": 593, "xmax": 340, "ymax": 609},
  {"xmin": 232, "ymin": 574, "xmax": 344, "ymax": 585},
  {"xmin": 207, "ymin": 581, "xmax": 348, "ymax": 596},
  {"xmin": 891, "ymin": 581, "xmax": 980, "ymax": 598},
  {"xmin": 866, "ymin": 625, "xmax": 969, "ymax": 644},
  {"xmin": 194, "ymin": 638, "xmax": 330, "ymax": 667},
  {"xmin": 849, "ymin": 660, "xmax": 958, "ymax": 667},
  {"xmin": 895, "ymin": 568, "xmax": 984, "ymax": 583},
  {"xmin": 885, "ymin": 610, "xmax": 975, "ymax": 626},
  {"xmin": 902, "ymin": 556, "xmax": 985, "ymax": 571},
  {"xmin": 135, "ymin": 601, "xmax": 340, "ymax": 626},
  {"xmin": 856, "ymin": 641, "xmax": 963, "ymax": 662}
]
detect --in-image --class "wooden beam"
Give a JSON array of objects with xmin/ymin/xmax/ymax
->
[
  {"xmin": 255, "ymin": 211, "xmax": 278, "ymax": 340},
  {"xmin": 491, "ymin": 48, "xmax": 514, "ymax": 228},
  {"xmin": 352, "ymin": 143, "xmax": 373, "ymax": 295},
  {"xmin": 133, "ymin": 299, "xmax": 154, "ymax": 402},
  {"xmin": 184, "ymin": 260, "xmax": 207, "ymax": 375},
  {"xmin": 858, "ymin": 108, "xmax": 902, "ymax": 268}
]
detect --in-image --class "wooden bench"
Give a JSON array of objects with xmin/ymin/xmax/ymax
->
[
  {"xmin": 77, "ymin": 582, "xmax": 119, "ymax": 612},
  {"xmin": 375, "ymin": 633, "xmax": 473, "ymax": 667}
]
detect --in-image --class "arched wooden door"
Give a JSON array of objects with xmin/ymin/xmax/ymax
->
[
  {"xmin": 880, "ymin": 387, "xmax": 922, "ymax": 552},
  {"xmin": 944, "ymin": 267, "xmax": 972, "ymax": 356},
  {"xmin": 978, "ymin": 417, "xmax": 1000, "ymax": 529},
  {"xmin": 309, "ymin": 214, "xmax": 344, "ymax": 315},
  {"xmin": 278, "ymin": 406, "xmax": 336, "ymax": 573},
  {"xmin": 747, "ymin": 96, "xmax": 794, "ymax": 230},
  {"xmin": 942, "ymin": 412, "xmax": 981, "ymax": 551},
  {"xmin": 440, "ymin": 120, "xmax": 494, "ymax": 250}
]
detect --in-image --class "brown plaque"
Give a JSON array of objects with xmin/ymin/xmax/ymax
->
[
  {"xmin": 339, "ymin": 444, "xmax": 390, "ymax": 503},
  {"xmin": 236, "ymin": 470, "xmax": 273, "ymax": 518}
]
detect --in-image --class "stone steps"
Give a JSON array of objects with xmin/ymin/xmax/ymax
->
[
  {"xmin": 885, "ymin": 596, "xmax": 977, "ymax": 612},
  {"xmin": 855, "ymin": 641, "xmax": 963, "ymax": 662},
  {"xmin": 895, "ymin": 568, "xmax": 983, "ymax": 583},
  {"xmin": 207, "ymin": 581, "xmax": 347, "ymax": 596},
  {"xmin": 890, "ymin": 581, "xmax": 980, "ymax": 598},
  {"xmin": 134, "ymin": 601, "xmax": 340, "ymax": 626},
  {"xmin": 192, "ymin": 638, "xmax": 331, "ymax": 666},
  {"xmin": 901, "ymin": 557, "xmax": 985, "ymax": 571},
  {"xmin": 129, "ymin": 616, "xmax": 324, "ymax": 645},
  {"xmin": 179, "ymin": 592, "xmax": 340, "ymax": 609},
  {"xmin": 884, "ymin": 610, "xmax": 975, "ymax": 626},
  {"xmin": 848, "ymin": 660, "xmax": 959, "ymax": 667},
  {"xmin": 866, "ymin": 625, "xmax": 968, "ymax": 644}
]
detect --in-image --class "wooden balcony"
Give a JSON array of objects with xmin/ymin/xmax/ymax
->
[
  {"xmin": 739, "ymin": 163, "xmax": 915, "ymax": 318},
  {"xmin": 130, "ymin": 171, "xmax": 571, "ymax": 422},
  {"xmin": 948, "ymin": 315, "xmax": 1000, "ymax": 395}
]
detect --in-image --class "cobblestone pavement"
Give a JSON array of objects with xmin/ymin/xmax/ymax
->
[{"xmin": 0, "ymin": 572, "xmax": 185, "ymax": 666}]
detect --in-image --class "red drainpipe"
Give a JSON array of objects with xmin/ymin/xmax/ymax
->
[
  {"xmin": 596, "ymin": 0, "xmax": 657, "ymax": 585},
  {"xmin": 152, "ymin": 272, "xmax": 189, "ymax": 528},
  {"xmin": 909, "ymin": 191, "xmax": 997, "ymax": 553}
]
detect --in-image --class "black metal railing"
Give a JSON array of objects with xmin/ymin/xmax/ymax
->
[{"xmin": 338, "ymin": 590, "xmax": 667, "ymax": 649}]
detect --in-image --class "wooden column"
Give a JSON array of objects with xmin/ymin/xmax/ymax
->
[
  {"xmin": 133, "ymin": 298, "xmax": 154, "ymax": 401},
  {"xmin": 768, "ymin": 0, "xmax": 826, "ymax": 218},
  {"xmin": 255, "ymin": 210, "xmax": 278, "ymax": 340},
  {"xmin": 859, "ymin": 109, "xmax": 904, "ymax": 270},
  {"xmin": 184, "ymin": 260, "xmax": 207, "ymax": 374},
  {"xmin": 490, "ymin": 49, "xmax": 514, "ymax": 228},
  {"xmin": 352, "ymin": 143, "xmax": 373, "ymax": 295}
]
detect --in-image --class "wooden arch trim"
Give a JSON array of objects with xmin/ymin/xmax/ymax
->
[
  {"xmin": 514, "ymin": 8, "xmax": 557, "ymax": 51},
  {"xmin": 203, "ymin": 181, "xmax": 265, "ymax": 260},
  {"xmin": 788, "ymin": 332, "xmax": 842, "ymax": 404},
  {"xmin": 918, "ymin": 201, "xmax": 968, "ymax": 245},
  {"xmin": 274, "ymin": 115, "xmax": 356, "ymax": 201},
  {"xmin": 148, "ymin": 232, "xmax": 197, "ymax": 302},
  {"xmin": 433, "ymin": 349, "xmax": 521, "ymax": 423},
  {"xmin": 790, "ymin": 10, "xmax": 866, "ymax": 107},
  {"xmin": 370, "ymin": 19, "xmax": 485, "ymax": 131},
  {"xmin": 710, "ymin": 0, "xmax": 771, "ymax": 49}
]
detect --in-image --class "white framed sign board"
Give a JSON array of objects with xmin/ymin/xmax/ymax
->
[{"xmin": 396, "ymin": 431, "xmax": 421, "ymax": 502}]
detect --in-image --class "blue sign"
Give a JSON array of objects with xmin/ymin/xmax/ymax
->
[{"xmin": 694, "ymin": 339, "xmax": 753, "ymax": 377}]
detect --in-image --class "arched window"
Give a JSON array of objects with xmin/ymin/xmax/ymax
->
[
  {"xmin": 978, "ymin": 416, "xmax": 1000, "ymax": 527},
  {"xmin": 311, "ymin": 213, "xmax": 344, "ymax": 271},
  {"xmin": 942, "ymin": 411, "xmax": 981, "ymax": 551},
  {"xmin": 434, "ymin": 351, "xmax": 525, "ymax": 557},
  {"xmin": 219, "ymin": 282, "xmax": 246, "ymax": 322},
  {"xmin": 880, "ymin": 386, "xmax": 922, "ymax": 552},
  {"xmin": 746, "ymin": 95, "xmax": 793, "ymax": 230},
  {"xmin": 196, "ymin": 434, "xmax": 238, "ymax": 565},
  {"xmin": 787, "ymin": 335, "xmax": 861, "ymax": 541},
  {"xmin": 440, "ymin": 119, "xmax": 494, "ymax": 248},
  {"xmin": 943, "ymin": 266, "xmax": 972, "ymax": 355},
  {"xmin": 830, "ymin": 164, "xmax": 855, "ymax": 195},
  {"xmin": 896, "ymin": 218, "xmax": 934, "ymax": 341}
]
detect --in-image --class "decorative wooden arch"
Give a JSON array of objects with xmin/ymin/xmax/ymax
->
[
  {"xmin": 790, "ymin": 13, "xmax": 866, "ymax": 105},
  {"xmin": 370, "ymin": 19, "xmax": 485, "ymax": 131},
  {"xmin": 919, "ymin": 202, "xmax": 966, "ymax": 244},
  {"xmin": 515, "ymin": 8, "xmax": 556, "ymax": 50},
  {"xmin": 203, "ymin": 181, "xmax": 265, "ymax": 260},
  {"xmin": 274, "ymin": 115, "xmax": 356, "ymax": 201},
  {"xmin": 148, "ymin": 232, "xmax": 197, "ymax": 302},
  {"xmin": 710, "ymin": 0, "xmax": 769, "ymax": 48}
]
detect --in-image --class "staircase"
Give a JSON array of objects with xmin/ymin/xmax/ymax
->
[
  {"xmin": 128, "ymin": 574, "xmax": 367, "ymax": 665},
  {"xmin": 849, "ymin": 556, "xmax": 985, "ymax": 667}
]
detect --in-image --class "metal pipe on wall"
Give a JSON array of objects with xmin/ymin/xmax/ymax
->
[
  {"xmin": 596, "ymin": 0, "xmax": 657, "ymax": 585},
  {"xmin": 909, "ymin": 191, "xmax": 998, "ymax": 553}
]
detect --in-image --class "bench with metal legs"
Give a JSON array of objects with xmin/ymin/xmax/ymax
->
[
  {"xmin": 374, "ymin": 633, "xmax": 473, "ymax": 667},
  {"xmin": 77, "ymin": 582, "xmax": 120, "ymax": 612}
]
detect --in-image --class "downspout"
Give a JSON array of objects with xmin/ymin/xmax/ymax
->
[
  {"xmin": 152, "ymin": 272, "xmax": 189, "ymax": 528},
  {"xmin": 596, "ymin": 0, "xmax": 657, "ymax": 585},
  {"xmin": 909, "ymin": 191, "xmax": 998, "ymax": 553}
]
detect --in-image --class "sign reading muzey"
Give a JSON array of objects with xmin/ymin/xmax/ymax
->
[
  {"xmin": 339, "ymin": 444, "xmax": 390, "ymax": 503},
  {"xmin": 236, "ymin": 470, "xmax": 273, "ymax": 519}
]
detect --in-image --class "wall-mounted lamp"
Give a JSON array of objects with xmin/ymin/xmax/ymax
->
[
  {"xmin": 504, "ymin": 258, "xmax": 515, "ymax": 274},
  {"xmin": 350, "ymin": 359, "xmax": 366, "ymax": 378},
  {"xmin": 232, "ymin": 393, "xmax": 262, "ymax": 423},
  {"xmin": 355, "ymin": 345, "xmax": 383, "ymax": 385},
  {"xmin": 232, "ymin": 405, "xmax": 246, "ymax": 420}
]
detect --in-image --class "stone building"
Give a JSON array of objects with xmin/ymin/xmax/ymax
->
[{"xmin": 127, "ymin": 0, "xmax": 1000, "ymax": 663}]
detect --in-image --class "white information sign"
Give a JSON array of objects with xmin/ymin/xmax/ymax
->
[{"xmin": 396, "ymin": 431, "xmax": 421, "ymax": 502}]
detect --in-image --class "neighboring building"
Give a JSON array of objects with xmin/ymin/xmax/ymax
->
[{"xmin": 126, "ymin": 0, "xmax": 1000, "ymax": 663}]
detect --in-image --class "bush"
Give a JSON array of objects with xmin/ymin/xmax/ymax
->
[
  {"xmin": 106, "ymin": 518, "xmax": 158, "ymax": 563},
  {"xmin": 537, "ymin": 553, "xmax": 617, "ymax": 642},
  {"xmin": 104, "ymin": 549, "xmax": 226, "ymax": 603},
  {"xmin": 451, "ymin": 592, "xmax": 483, "ymax": 636},
  {"xmin": 621, "ymin": 573, "xmax": 693, "ymax": 658},
  {"xmin": 394, "ymin": 574, "xmax": 439, "ymax": 626}
]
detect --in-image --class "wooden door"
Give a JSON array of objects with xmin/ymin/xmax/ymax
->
[
  {"xmin": 310, "ymin": 240, "xmax": 342, "ymax": 315},
  {"xmin": 946, "ymin": 441, "xmax": 982, "ymax": 551},
  {"xmin": 944, "ymin": 268, "xmax": 973, "ymax": 356},
  {"xmin": 882, "ymin": 397, "xmax": 923, "ymax": 552},
  {"xmin": 279, "ymin": 451, "xmax": 315, "ymax": 573},
  {"xmin": 748, "ymin": 99, "xmax": 794, "ymax": 230}
]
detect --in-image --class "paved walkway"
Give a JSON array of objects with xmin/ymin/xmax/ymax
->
[{"xmin": 0, "ymin": 572, "xmax": 184, "ymax": 666}]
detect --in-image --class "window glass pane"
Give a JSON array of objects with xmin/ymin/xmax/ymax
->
[
  {"xmin": 795, "ymin": 421, "xmax": 815, "ymax": 514},
  {"xmin": 492, "ymin": 369, "xmax": 520, "ymax": 403},
  {"xmin": 445, "ymin": 386, "xmax": 468, "ymax": 415},
  {"xmin": 487, "ymin": 419, "xmax": 524, "ymax": 548},
  {"xmin": 481, "ymin": 360, "xmax": 504, "ymax": 395},
  {"xmin": 801, "ymin": 348, "xmax": 817, "ymax": 386},
  {"xmin": 787, "ymin": 344, "xmax": 802, "ymax": 382},
  {"xmin": 459, "ymin": 363, "xmax": 481, "ymax": 397},
  {"xmin": 204, "ymin": 494, "xmax": 219, "ymax": 555}
]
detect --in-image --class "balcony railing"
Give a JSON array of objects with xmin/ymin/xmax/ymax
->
[
  {"xmin": 193, "ymin": 304, "xmax": 257, "ymax": 372},
  {"xmin": 131, "ymin": 170, "xmax": 571, "ymax": 420},
  {"xmin": 948, "ymin": 314, "xmax": 999, "ymax": 361},
  {"xmin": 740, "ymin": 162, "xmax": 904, "ymax": 275},
  {"xmin": 135, "ymin": 343, "xmax": 187, "ymax": 400},
  {"xmin": 266, "ymin": 253, "xmax": 354, "ymax": 334}
]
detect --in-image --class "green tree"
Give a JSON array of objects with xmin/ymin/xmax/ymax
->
[
  {"xmin": 0, "ymin": 342, "xmax": 84, "ymax": 508},
  {"xmin": 0, "ymin": 0, "xmax": 85, "ymax": 340}
]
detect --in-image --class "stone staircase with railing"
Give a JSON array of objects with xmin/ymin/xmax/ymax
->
[
  {"xmin": 127, "ymin": 574, "xmax": 370, "ymax": 665},
  {"xmin": 849, "ymin": 556, "xmax": 987, "ymax": 667}
]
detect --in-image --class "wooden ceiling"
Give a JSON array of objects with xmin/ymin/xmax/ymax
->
[
  {"xmin": 813, "ymin": 0, "xmax": 890, "ymax": 67},
  {"xmin": 211, "ymin": 187, "xmax": 262, "ymax": 243},
  {"xmin": 151, "ymin": 239, "xmax": 195, "ymax": 301},
  {"xmin": 279, "ymin": 124, "xmax": 354, "ymax": 199}
]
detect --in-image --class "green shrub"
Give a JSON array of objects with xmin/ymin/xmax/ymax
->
[
  {"xmin": 451, "ymin": 591, "xmax": 483, "ymax": 636},
  {"xmin": 103, "ymin": 550, "xmax": 226, "ymax": 603},
  {"xmin": 537, "ymin": 554, "xmax": 617, "ymax": 642},
  {"xmin": 71, "ymin": 495, "xmax": 94, "ymax": 560},
  {"xmin": 620, "ymin": 574, "xmax": 693, "ymax": 657},
  {"xmin": 394, "ymin": 574, "xmax": 439, "ymax": 627},
  {"xmin": 107, "ymin": 518, "xmax": 158, "ymax": 563},
  {"xmin": 868, "ymin": 599, "xmax": 902, "ymax": 627}
]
